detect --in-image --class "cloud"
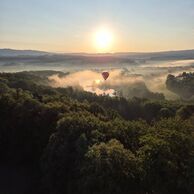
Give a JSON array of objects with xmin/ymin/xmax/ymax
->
[
  {"xmin": 48, "ymin": 59, "xmax": 194, "ymax": 99},
  {"xmin": 48, "ymin": 69, "xmax": 143, "ymax": 96}
]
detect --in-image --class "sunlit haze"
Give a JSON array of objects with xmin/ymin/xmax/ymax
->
[
  {"xmin": 0, "ymin": 0, "xmax": 194, "ymax": 53},
  {"xmin": 94, "ymin": 27, "xmax": 113, "ymax": 52}
]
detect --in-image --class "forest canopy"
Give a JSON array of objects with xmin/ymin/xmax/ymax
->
[
  {"xmin": 0, "ymin": 71, "xmax": 194, "ymax": 194},
  {"xmin": 166, "ymin": 72, "xmax": 194, "ymax": 100}
]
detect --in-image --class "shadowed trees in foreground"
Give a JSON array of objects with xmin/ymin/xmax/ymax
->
[{"xmin": 0, "ymin": 71, "xmax": 194, "ymax": 194}]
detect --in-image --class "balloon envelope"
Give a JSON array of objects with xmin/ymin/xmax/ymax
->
[{"xmin": 102, "ymin": 72, "xmax": 109, "ymax": 80}]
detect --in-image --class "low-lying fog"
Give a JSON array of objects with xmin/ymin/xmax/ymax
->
[{"xmin": 0, "ymin": 59, "xmax": 194, "ymax": 100}]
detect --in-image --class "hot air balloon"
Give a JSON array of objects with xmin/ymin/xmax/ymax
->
[{"xmin": 102, "ymin": 71, "xmax": 109, "ymax": 80}]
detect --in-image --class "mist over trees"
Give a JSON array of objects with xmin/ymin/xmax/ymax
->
[
  {"xmin": 0, "ymin": 71, "xmax": 194, "ymax": 194},
  {"xmin": 166, "ymin": 72, "xmax": 194, "ymax": 100}
]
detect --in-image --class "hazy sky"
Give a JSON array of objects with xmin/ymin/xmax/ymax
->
[{"xmin": 0, "ymin": 0, "xmax": 194, "ymax": 53}]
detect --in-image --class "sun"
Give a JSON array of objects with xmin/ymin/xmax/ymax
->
[{"xmin": 94, "ymin": 28, "xmax": 113, "ymax": 52}]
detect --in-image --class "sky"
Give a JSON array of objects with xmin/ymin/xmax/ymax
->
[{"xmin": 0, "ymin": 0, "xmax": 194, "ymax": 53}]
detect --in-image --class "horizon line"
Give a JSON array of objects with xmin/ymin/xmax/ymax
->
[{"xmin": 1, "ymin": 47, "xmax": 194, "ymax": 55}]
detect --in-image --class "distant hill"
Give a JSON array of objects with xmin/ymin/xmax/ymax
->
[
  {"xmin": 0, "ymin": 48, "xmax": 194, "ymax": 64},
  {"xmin": 1, "ymin": 48, "xmax": 194, "ymax": 57},
  {"xmin": 0, "ymin": 49, "xmax": 51, "ymax": 57}
]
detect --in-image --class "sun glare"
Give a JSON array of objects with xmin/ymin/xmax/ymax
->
[
  {"xmin": 94, "ymin": 27, "xmax": 113, "ymax": 52},
  {"xmin": 95, "ymin": 79, "xmax": 101, "ymax": 84}
]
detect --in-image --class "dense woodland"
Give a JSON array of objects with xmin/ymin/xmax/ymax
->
[
  {"xmin": 166, "ymin": 72, "xmax": 194, "ymax": 100},
  {"xmin": 0, "ymin": 71, "xmax": 194, "ymax": 194}
]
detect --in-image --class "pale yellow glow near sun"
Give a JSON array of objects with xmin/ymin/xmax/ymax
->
[
  {"xmin": 95, "ymin": 79, "xmax": 101, "ymax": 84},
  {"xmin": 94, "ymin": 28, "xmax": 113, "ymax": 52}
]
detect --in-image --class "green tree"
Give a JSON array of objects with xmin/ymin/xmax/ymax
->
[
  {"xmin": 139, "ymin": 118, "xmax": 194, "ymax": 194},
  {"xmin": 81, "ymin": 139, "xmax": 141, "ymax": 194}
]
